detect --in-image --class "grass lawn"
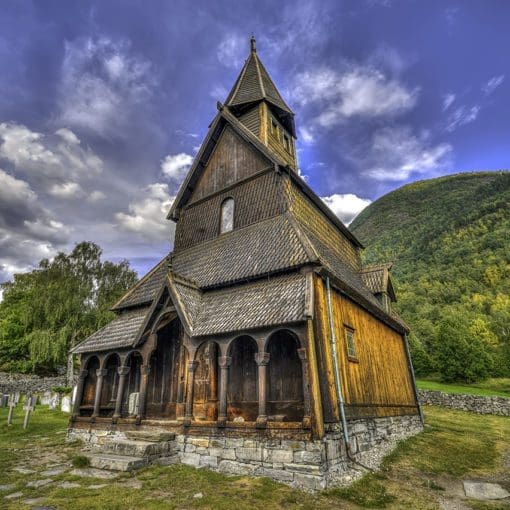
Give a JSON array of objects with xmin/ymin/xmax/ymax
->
[
  {"xmin": 416, "ymin": 378, "xmax": 510, "ymax": 398},
  {"xmin": 0, "ymin": 405, "xmax": 508, "ymax": 509}
]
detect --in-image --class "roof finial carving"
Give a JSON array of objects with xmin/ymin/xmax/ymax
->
[{"xmin": 250, "ymin": 35, "xmax": 256, "ymax": 53}]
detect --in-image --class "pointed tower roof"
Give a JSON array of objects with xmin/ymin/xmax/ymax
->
[{"xmin": 225, "ymin": 37, "xmax": 294, "ymax": 118}]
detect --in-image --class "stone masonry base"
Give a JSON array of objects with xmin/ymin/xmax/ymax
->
[{"xmin": 68, "ymin": 414, "xmax": 423, "ymax": 491}]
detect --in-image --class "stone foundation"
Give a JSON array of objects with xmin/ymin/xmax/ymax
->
[{"xmin": 68, "ymin": 414, "xmax": 423, "ymax": 491}]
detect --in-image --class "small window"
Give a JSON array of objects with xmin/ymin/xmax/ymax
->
[
  {"xmin": 220, "ymin": 198, "xmax": 234, "ymax": 234},
  {"xmin": 271, "ymin": 118, "xmax": 278, "ymax": 135},
  {"xmin": 344, "ymin": 327, "xmax": 358, "ymax": 361},
  {"xmin": 283, "ymin": 134, "xmax": 290, "ymax": 151}
]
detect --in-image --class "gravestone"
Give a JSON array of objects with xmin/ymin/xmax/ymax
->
[
  {"xmin": 0, "ymin": 395, "xmax": 8, "ymax": 407},
  {"xmin": 40, "ymin": 391, "xmax": 52, "ymax": 406},
  {"xmin": 49, "ymin": 393, "xmax": 60, "ymax": 410},
  {"xmin": 61, "ymin": 396, "xmax": 72, "ymax": 414},
  {"xmin": 23, "ymin": 395, "xmax": 37, "ymax": 429}
]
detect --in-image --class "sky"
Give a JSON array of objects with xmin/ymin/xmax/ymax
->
[{"xmin": 0, "ymin": 0, "xmax": 509, "ymax": 284}]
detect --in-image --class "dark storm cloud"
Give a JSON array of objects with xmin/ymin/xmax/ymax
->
[{"xmin": 0, "ymin": 0, "xmax": 509, "ymax": 283}]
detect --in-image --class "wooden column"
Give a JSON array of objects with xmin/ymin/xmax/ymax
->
[
  {"xmin": 298, "ymin": 347, "xmax": 312, "ymax": 429},
  {"xmin": 92, "ymin": 368, "xmax": 108, "ymax": 419},
  {"xmin": 207, "ymin": 343, "xmax": 219, "ymax": 421},
  {"xmin": 217, "ymin": 355, "xmax": 231, "ymax": 426},
  {"xmin": 184, "ymin": 360, "xmax": 198, "ymax": 426},
  {"xmin": 113, "ymin": 365, "xmax": 130, "ymax": 421},
  {"xmin": 72, "ymin": 369, "xmax": 88, "ymax": 419},
  {"xmin": 136, "ymin": 364, "xmax": 150, "ymax": 422},
  {"xmin": 255, "ymin": 352, "xmax": 270, "ymax": 428}
]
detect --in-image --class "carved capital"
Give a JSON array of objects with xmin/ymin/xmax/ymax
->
[
  {"xmin": 96, "ymin": 368, "xmax": 108, "ymax": 377},
  {"xmin": 187, "ymin": 361, "xmax": 199, "ymax": 372},
  {"xmin": 254, "ymin": 352, "xmax": 270, "ymax": 366},
  {"xmin": 78, "ymin": 369, "xmax": 88, "ymax": 380},
  {"xmin": 297, "ymin": 348, "xmax": 307, "ymax": 361},
  {"xmin": 118, "ymin": 365, "xmax": 130, "ymax": 376},
  {"xmin": 218, "ymin": 356, "xmax": 232, "ymax": 368}
]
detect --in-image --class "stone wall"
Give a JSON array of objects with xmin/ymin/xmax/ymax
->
[
  {"xmin": 0, "ymin": 371, "xmax": 68, "ymax": 395},
  {"xmin": 418, "ymin": 390, "xmax": 510, "ymax": 416},
  {"xmin": 68, "ymin": 414, "xmax": 423, "ymax": 491}
]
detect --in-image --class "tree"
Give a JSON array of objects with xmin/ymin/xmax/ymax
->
[
  {"xmin": 0, "ymin": 242, "xmax": 137, "ymax": 374},
  {"xmin": 434, "ymin": 313, "xmax": 493, "ymax": 383}
]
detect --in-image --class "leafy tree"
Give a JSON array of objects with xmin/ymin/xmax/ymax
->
[
  {"xmin": 0, "ymin": 242, "xmax": 137, "ymax": 374},
  {"xmin": 434, "ymin": 315, "xmax": 493, "ymax": 383}
]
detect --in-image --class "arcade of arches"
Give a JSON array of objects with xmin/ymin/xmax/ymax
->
[{"xmin": 74, "ymin": 317, "xmax": 310, "ymax": 428}]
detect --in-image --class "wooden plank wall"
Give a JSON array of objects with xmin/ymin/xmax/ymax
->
[
  {"xmin": 262, "ymin": 103, "xmax": 296, "ymax": 169},
  {"xmin": 313, "ymin": 275, "xmax": 418, "ymax": 420},
  {"xmin": 190, "ymin": 125, "xmax": 269, "ymax": 203}
]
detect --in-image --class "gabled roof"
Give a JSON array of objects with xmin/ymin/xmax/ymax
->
[
  {"xmin": 225, "ymin": 37, "xmax": 293, "ymax": 116},
  {"xmin": 168, "ymin": 107, "xmax": 287, "ymax": 221},
  {"xmin": 111, "ymin": 257, "xmax": 168, "ymax": 311},
  {"xmin": 361, "ymin": 263, "xmax": 396, "ymax": 302},
  {"xmin": 71, "ymin": 307, "xmax": 150, "ymax": 354}
]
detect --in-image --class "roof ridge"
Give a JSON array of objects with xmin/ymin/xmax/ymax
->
[{"xmin": 111, "ymin": 256, "xmax": 169, "ymax": 311}]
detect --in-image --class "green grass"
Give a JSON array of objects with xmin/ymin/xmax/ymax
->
[
  {"xmin": 416, "ymin": 378, "xmax": 510, "ymax": 398},
  {"xmin": 0, "ymin": 405, "xmax": 509, "ymax": 509}
]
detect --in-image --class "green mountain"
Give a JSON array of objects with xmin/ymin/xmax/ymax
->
[{"xmin": 350, "ymin": 171, "xmax": 510, "ymax": 380}]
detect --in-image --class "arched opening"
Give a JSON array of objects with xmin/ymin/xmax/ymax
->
[
  {"xmin": 193, "ymin": 341, "xmax": 219, "ymax": 421},
  {"xmin": 227, "ymin": 336, "xmax": 258, "ymax": 421},
  {"xmin": 267, "ymin": 330, "xmax": 304, "ymax": 422},
  {"xmin": 122, "ymin": 351, "xmax": 142, "ymax": 417},
  {"xmin": 219, "ymin": 197, "xmax": 234, "ymax": 234},
  {"xmin": 80, "ymin": 356, "xmax": 99, "ymax": 417},
  {"xmin": 146, "ymin": 318, "xmax": 186, "ymax": 419},
  {"xmin": 99, "ymin": 353, "xmax": 120, "ymax": 417}
]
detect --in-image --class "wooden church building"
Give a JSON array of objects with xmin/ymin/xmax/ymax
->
[{"xmin": 69, "ymin": 38, "xmax": 422, "ymax": 489}]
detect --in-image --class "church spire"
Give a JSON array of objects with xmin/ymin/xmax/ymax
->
[{"xmin": 224, "ymin": 37, "xmax": 294, "ymax": 128}]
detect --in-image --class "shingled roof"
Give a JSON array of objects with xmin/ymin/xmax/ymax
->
[
  {"xmin": 171, "ymin": 214, "xmax": 313, "ymax": 288},
  {"xmin": 360, "ymin": 263, "xmax": 396, "ymax": 301},
  {"xmin": 72, "ymin": 307, "xmax": 150, "ymax": 354},
  {"xmin": 111, "ymin": 257, "xmax": 168, "ymax": 311},
  {"xmin": 225, "ymin": 37, "xmax": 293, "ymax": 116}
]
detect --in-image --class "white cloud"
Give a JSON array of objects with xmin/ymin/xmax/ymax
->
[
  {"xmin": 217, "ymin": 34, "xmax": 245, "ymax": 69},
  {"xmin": 446, "ymin": 105, "xmax": 480, "ymax": 132},
  {"xmin": 442, "ymin": 92, "xmax": 456, "ymax": 111},
  {"xmin": 299, "ymin": 126, "xmax": 315, "ymax": 144},
  {"xmin": 161, "ymin": 153, "xmax": 193, "ymax": 184},
  {"xmin": 0, "ymin": 168, "xmax": 70, "ymax": 283},
  {"xmin": 87, "ymin": 190, "xmax": 106, "ymax": 202},
  {"xmin": 57, "ymin": 37, "xmax": 155, "ymax": 137},
  {"xmin": 364, "ymin": 127, "xmax": 453, "ymax": 181},
  {"xmin": 294, "ymin": 65, "xmax": 418, "ymax": 127},
  {"xmin": 49, "ymin": 181, "xmax": 84, "ymax": 199},
  {"xmin": 321, "ymin": 193, "xmax": 372, "ymax": 225},
  {"xmin": 0, "ymin": 122, "xmax": 103, "ymax": 184},
  {"xmin": 115, "ymin": 183, "xmax": 174, "ymax": 242},
  {"xmin": 482, "ymin": 75, "xmax": 504, "ymax": 96}
]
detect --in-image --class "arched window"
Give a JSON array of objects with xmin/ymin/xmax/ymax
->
[{"xmin": 220, "ymin": 198, "xmax": 234, "ymax": 234}]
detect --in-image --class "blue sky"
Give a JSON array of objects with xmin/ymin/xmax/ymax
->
[{"xmin": 0, "ymin": 0, "xmax": 508, "ymax": 282}]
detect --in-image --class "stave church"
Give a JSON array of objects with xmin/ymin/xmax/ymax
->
[{"xmin": 68, "ymin": 38, "xmax": 423, "ymax": 490}]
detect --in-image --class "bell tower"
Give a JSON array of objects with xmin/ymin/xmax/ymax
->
[{"xmin": 223, "ymin": 37, "xmax": 298, "ymax": 170}]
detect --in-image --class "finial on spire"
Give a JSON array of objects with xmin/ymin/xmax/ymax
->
[{"xmin": 250, "ymin": 35, "xmax": 257, "ymax": 53}]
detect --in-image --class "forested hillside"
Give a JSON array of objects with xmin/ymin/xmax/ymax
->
[{"xmin": 350, "ymin": 171, "xmax": 510, "ymax": 381}]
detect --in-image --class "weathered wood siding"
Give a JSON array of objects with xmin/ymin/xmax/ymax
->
[
  {"xmin": 190, "ymin": 125, "xmax": 270, "ymax": 203},
  {"xmin": 262, "ymin": 103, "xmax": 296, "ymax": 169},
  {"xmin": 286, "ymin": 177, "xmax": 362, "ymax": 272},
  {"xmin": 313, "ymin": 275, "xmax": 418, "ymax": 421},
  {"xmin": 174, "ymin": 170, "xmax": 286, "ymax": 251}
]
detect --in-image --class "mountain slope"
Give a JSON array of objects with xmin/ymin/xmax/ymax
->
[{"xmin": 350, "ymin": 171, "xmax": 510, "ymax": 377}]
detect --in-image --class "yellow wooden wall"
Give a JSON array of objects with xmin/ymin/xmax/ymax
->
[{"xmin": 313, "ymin": 275, "xmax": 418, "ymax": 421}]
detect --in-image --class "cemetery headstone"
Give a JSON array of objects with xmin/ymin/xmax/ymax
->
[
  {"xmin": 128, "ymin": 392, "xmax": 139, "ymax": 415},
  {"xmin": 23, "ymin": 395, "xmax": 37, "ymax": 429},
  {"xmin": 61, "ymin": 395, "xmax": 72, "ymax": 414}
]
